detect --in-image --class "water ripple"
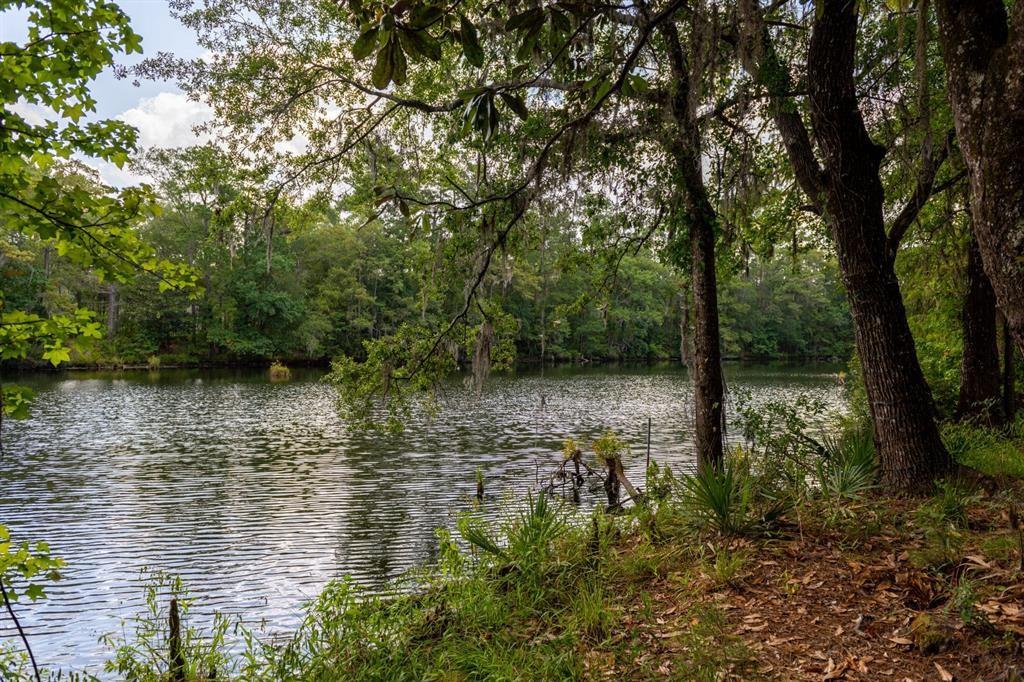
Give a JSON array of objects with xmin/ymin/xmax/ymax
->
[{"xmin": 0, "ymin": 363, "xmax": 843, "ymax": 673}]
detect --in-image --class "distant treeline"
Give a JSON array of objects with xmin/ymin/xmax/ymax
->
[{"xmin": 2, "ymin": 159, "xmax": 852, "ymax": 367}]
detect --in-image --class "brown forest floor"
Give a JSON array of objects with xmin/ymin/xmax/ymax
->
[{"xmin": 585, "ymin": 490, "xmax": 1024, "ymax": 681}]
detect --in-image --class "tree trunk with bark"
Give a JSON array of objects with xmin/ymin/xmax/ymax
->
[
  {"xmin": 105, "ymin": 283, "xmax": 118, "ymax": 337},
  {"xmin": 935, "ymin": 0, "xmax": 1024, "ymax": 356},
  {"xmin": 739, "ymin": 0, "xmax": 952, "ymax": 492},
  {"xmin": 956, "ymin": 236, "xmax": 1002, "ymax": 425},
  {"xmin": 805, "ymin": 0, "xmax": 952, "ymax": 493},
  {"xmin": 687, "ymin": 195, "xmax": 725, "ymax": 472},
  {"xmin": 1003, "ymin": 313, "xmax": 1017, "ymax": 424},
  {"xmin": 660, "ymin": 18, "xmax": 725, "ymax": 473}
]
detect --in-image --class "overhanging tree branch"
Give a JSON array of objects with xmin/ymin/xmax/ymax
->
[{"xmin": 886, "ymin": 129, "xmax": 958, "ymax": 256}]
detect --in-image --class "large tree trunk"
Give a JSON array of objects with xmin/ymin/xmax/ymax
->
[
  {"xmin": 935, "ymin": 1, "xmax": 1024, "ymax": 357},
  {"xmin": 688, "ymin": 199, "xmax": 725, "ymax": 472},
  {"xmin": 956, "ymin": 236, "xmax": 1002, "ymax": 425},
  {"xmin": 738, "ymin": 0, "xmax": 954, "ymax": 491},
  {"xmin": 660, "ymin": 18, "xmax": 725, "ymax": 472},
  {"xmin": 803, "ymin": 0, "xmax": 952, "ymax": 493},
  {"xmin": 1003, "ymin": 313, "xmax": 1017, "ymax": 424}
]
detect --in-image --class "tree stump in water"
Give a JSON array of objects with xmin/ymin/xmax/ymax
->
[
  {"xmin": 604, "ymin": 458, "xmax": 621, "ymax": 508},
  {"xmin": 169, "ymin": 598, "xmax": 185, "ymax": 682}
]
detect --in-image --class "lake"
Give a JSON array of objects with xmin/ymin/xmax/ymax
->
[{"xmin": 0, "ymin": 363, "xmax": 844, "ymax": 673}]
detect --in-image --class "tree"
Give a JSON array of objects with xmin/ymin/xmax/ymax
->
[
  {"xmin": 737, "ymin": 0, "xmax": 956, "ymax": 492},
  {"xmin": 0, "ymin": 1, "xmax": 196, "ymax": 673},
  {"xmin": 154, "ymin": 0, "xmax": 742, "ymax": 466},
  {"xmin": 0, "ymin": 0, "xmax": 196, "ymax": 377},
  {"xmin": 934, "ymin": 0, "xmax": 1024, "ymax": 356},
  {"xmin": 955, "ymin": 234, "xmax": 1002, "ymax": 425},
  {"xmin": 656, "ymin": 11, "xmax": 726, "ymax": 470}
]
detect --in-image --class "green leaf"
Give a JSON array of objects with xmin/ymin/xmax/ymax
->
[
  {"xmin": 41, "ymin": 346, "xmax": 71, "ymax": 366},
  {"xmin": 505, "ymin": 8, "xmax": 545, "ymax": 32},
  {"xmin": 592, "ymin": 79, "xmax": 613, "ymax": 105},
  {"xmin": 459, "ymin": 15, "xmax": 484, "ymax": 68},
  {"xmin": 371, "ymin": 40, "xmax": 395, "ymax": 88},
  {"xmin": 516, "ymin": 21, "xmax": 544, "ymax": 61},
  {"xmin": 499, "ymin": 92, "xmax": 529, "ymax": 121},
  {"xmin": 550, "ymin": 9, "xmax": 571, "ymax": 33},
  {"xmin": 2, "ymin": 386, "xmax": 35, "ymax": 419},
  {"xmin": 400, "ymin": 27, "xmax": 441, "ymax": 62},
  {"xmin": 409, "ymin": 4, "xmax": 444, "ymax": 28},
  {"xmin": 24, "ymin": 584, "xmax": 46, "ymax": 601},
  {"xmin": 460, "ymin": 96, "xmax": 480, "ymax": 138},
  {"xmin": 392, "ymin": 40, "xmax": 408, "ymax": 85},
  {"xmin": 352, "ymin": 26, "xmax": 379, "ymax": 60}
]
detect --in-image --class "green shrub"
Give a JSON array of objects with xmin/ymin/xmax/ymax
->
[
  {"xmin": 910, "ymin": 487, "xmax": 973, "ymax": 571},
  {"xmin": 567, "ymin": 584, "xmax": 612, "ymax": 641},
  {"xmin": 677, "ymin": 456, "xmax": 789, "ymax": 536},
  {"xmin": 591, "ymin": 430, "xmax": 629, "ymax": 465},
  {"xmin": 672, "ymin": 604, "xmax": 755, "ymax": 679},
  {"xmin": 930, "ymin": 480, "xmax": 977, "ymax": 528},
  {"xmin": 942, "ymin": 423, "xmax": 1024, "ymax": 478},
  {"xmin": 815, "ymin": 426, "xmax": 877, "ymax": 500},
  {"xmin": 948, "ymin": 576, "xmax": 981, "ymax": 627},
  {"xmin": 706, "ymin": 547, "xmax": 748, "ymax": 587},
  {"xmin": 458, "ymin": 490, "xmax": 569, "ymax": 581},
  {"xmin": 268, "ymin": 361, "xmax": 292, "ymax": 381},
  {"xmin": 101, "ymin": 571, "xmax": 231, "ymax": 681}
]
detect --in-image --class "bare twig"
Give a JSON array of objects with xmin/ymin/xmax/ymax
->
[{"xmin": 0, "ymin": 577, "xmax": 41, "ymax": 682}]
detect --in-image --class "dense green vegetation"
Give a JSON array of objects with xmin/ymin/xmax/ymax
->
[{"xmin": 4, "ymin": 146, "xmax": 852, "ymax": 365}]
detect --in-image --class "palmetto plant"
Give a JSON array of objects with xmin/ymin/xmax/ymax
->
[
  {"xmin": 815, "ymin": 427, "xmax": 877, "ymax": 500},
  {"xmin": 458, "ymin": 491, "xmax": 567, "ymax": 572},
  {"xmin": 677, "ymin": 459, "xmax": 789, "ymax": 536}
]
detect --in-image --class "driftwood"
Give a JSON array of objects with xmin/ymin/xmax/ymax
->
[{"xmin": 543, "ymin": 446, "xmax": 642, "ymax": 510}]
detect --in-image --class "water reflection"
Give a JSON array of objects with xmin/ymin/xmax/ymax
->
[{"xmin": 0, "ymin": 363, "xmax": 843, "ymax": 672}]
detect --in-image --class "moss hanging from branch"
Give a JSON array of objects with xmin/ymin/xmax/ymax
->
[{"xmin": 470, "ymin": 319, "xmax": 494, "ymax": 397}]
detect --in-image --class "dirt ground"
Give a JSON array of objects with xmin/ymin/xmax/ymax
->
[{"xmin": 595, "ymin": 495, "xmax": 1024, "ymax": 681}]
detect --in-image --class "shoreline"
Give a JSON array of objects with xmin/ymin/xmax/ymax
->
[{"xmin": 3, "ymin": 355, "xmax": 846, "ymax": 374}]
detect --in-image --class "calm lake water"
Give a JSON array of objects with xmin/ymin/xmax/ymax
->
[{"xmin": 0, "ymin": 363, "xmax": 844, "ymax": 673}]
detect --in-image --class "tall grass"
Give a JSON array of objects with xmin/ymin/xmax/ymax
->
[
  {"xmin": 235, "ymin": 493, "xmax": 597, "ymax": 679},
  {"xmin": 943, "ymin": 422, "xmax": 1024, "ymax": 478}
]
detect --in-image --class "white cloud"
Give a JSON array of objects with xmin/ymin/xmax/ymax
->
[
  {"xmin": 9, "ymin": 100, "xmax": 54, "ymax": 126},
  {"xmin": 117, "ymin": 91, "xmax": 213, "ymax": 149},
  {"xmin": 8, "ymin": 92, "xmax": 216, "ymax": 187},
  {"xmin": 91, "ymin": 158, "xmax": 146, "ymax": 187}
]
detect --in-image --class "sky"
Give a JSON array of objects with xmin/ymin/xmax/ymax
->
[{"xmin": 1, "ymin": 1, "xmax": 214, "ymax": 185}]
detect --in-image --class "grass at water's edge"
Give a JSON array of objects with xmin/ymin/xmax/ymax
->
[{"xmin": 3, "ymin": 423, "xmax": 1023, "ymax": 681}]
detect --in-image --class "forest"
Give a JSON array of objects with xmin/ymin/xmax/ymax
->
[
  {"xmin": 5, "ymin": 148, "xmax": 854, "ymax": 366},
  {"xmin": 1, "ymin": 0, "xmax": 1024, "ymax": 679}
]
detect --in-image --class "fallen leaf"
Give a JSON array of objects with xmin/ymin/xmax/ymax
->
[
  {"xmin": 823, "ymin": 658, "xmax": 849, "ymax": 680},
  {"xmin": 965, "ymin": 554, "xmax": 991, "ymax": 568},
  {"xmin": 766, "ymin": 636, "xmax": 797, "ymax": 646},
  {"xmin": 934, "ymin": 661, "xmax": 953, "ymax": 681}
]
